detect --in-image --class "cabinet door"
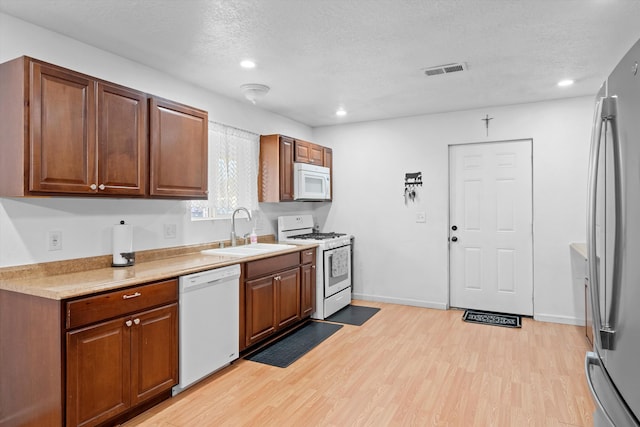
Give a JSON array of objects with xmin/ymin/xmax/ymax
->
[
  {"xmin": 149, "ymin": 97, "xmax": 208, "ymax": 198},
  {"xmin": 300, "ymin": 262, "xmax": 316, "ymax": 318},
  {"xmin": 97, "ymin": 82, "xmax": 147, "ymax": 196},
  {"xmin": 276, "ymin": 267, "xmax": 301, "ymax": 329},
  {"xmin": 30, "ymin": 61, "xmax": 97, "ymax": 194},
  {"xmin": 66, "ymin": 317, "xmax": 130, "ymax": 427},
  {"xmin": 294, "ymin": 140, "xmax": 323, "ymax": 165},
  {"xmin": 279, "ymin": 136, "xmax": 294, "ymax": 201},
  {"xmin": 130, "ymin": 304, "xmax": 178, "ymax": 405},
  {"xmin": 245, "ymin": 276, "xmax": 277, "ymax": 347}
]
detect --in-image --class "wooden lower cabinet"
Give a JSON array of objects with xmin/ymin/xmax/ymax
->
[
  {"xmin": 275, "ymin": 267, "xmax": 301, "ymax": 329},
  {"xmin": 64, "ymin": 279, "xmax": 178, "ymax": 427},
  {"xmin": 300, "ymin": 263, "xmax": 315, "ymax": 318},
  {"xmin": 130, "ymin": 305, "xmax": 178, "ymax": 405},
  {"xmin": 245, "ymin": 267, "xmax": 300, "ymax": 348},
  {"xmin": 241, "ymin": 249, "xmax": 316, "ymax": 350},
  {"xmin": 66, "ymin": 317, "xmax": 131, "ymax": 427},
  {"xmin": 245, "ymin": 275, "xmax": 277, "ymax": 346},
  {"xmin": 66, "ymin": 303, "xmax": 177, "ymax": 427}
]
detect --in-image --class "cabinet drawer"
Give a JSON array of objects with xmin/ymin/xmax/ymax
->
[
  {"xmin": 301, "ymin": 248, "xmax": 316, "ymax": 264},
  {"xmin": 245, "ymin": 252, "xmax": 300, "ymax": 280},
  {"xmin": 66, "ymin": 279, "xmax": 178, "ymax": 329}
]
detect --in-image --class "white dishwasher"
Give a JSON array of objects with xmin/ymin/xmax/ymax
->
[{"xmin": 172, "ymin": 264, "xmax": 240, "ymax": 395}]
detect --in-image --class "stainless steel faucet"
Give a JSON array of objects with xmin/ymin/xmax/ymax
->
[{"xmin": 231, "ymin": 207, "xmax": 252, "ymax": 246}]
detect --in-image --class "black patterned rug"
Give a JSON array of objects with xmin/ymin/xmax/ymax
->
[
  {"xmin": 325, "ymin": 305, "xmax": 380, "ymax": 326},
  {"xmin": 245, "ymin": 321, "xmax": 342, "ymax": 368},
  {"xmin": 462, "ymin": 309, "xmax": 522, "ymax": 328}
]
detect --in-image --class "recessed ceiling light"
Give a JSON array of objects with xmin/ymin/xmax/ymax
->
[
  {"xmin": 336, "ymin": 108, "xmax": 347, "ymax": 117},
  {"xmin": 557, "ymin": 79, "xmax": 574, "ymax": 87},
  {"xmin": 240, "ymin": 60, "xmax": 256, "ymax": 69}
]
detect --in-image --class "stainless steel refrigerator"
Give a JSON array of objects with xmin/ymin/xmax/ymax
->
[{"xmin": 586, "ymin": 38, "xmax": 640, "ymax": 427}]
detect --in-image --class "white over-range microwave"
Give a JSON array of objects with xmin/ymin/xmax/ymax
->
[{"xmin": 293, "ymin": 162, "xmax": 331, "ymax": 201}]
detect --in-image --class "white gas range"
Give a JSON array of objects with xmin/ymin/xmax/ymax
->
[{"xmin": 278, "ymin": 215, "xmax": 352, "ymax": 319}]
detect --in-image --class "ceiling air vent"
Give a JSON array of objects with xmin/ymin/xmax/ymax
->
[{"xmin": 423, "ymin": 62, "xmax": 467, "ymax": 77}]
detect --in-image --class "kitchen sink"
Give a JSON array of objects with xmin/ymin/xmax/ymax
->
[{"xmin": 201, "ymin": 243, "xmax": 298, "ymax": 257}]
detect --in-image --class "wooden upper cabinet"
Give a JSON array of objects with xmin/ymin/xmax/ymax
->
[
  {"xmin": 0, "ymin": 56, "xmax": 208, "ymax": 199},
  {"xmin": 97, "ymin": 82, "xmax": 147, "ymax": 196},
  {"xmin": 149, "ymin": 97, "xmax": 208, "ymax": 199},
  {"xmin": 294, "ymin": 139, "xmax": 324, "ymax": 165},
  {"xmin": 0, "ymin": 58, "xmax": 148, "ymax": 196},
  {"xmin": 259, "ymin": 134, "xmax": 294, "ymax": 202},
  {"xmin": 29, "ymin": 61, "xmax": 97, "ymax": 194}
]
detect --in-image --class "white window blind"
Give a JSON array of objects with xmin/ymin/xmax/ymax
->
[{"xmin": 190, "ymin": 122, "xmax": 259, "ymax": 220}]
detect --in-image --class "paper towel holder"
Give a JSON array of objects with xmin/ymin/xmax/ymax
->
[{"xmin": 112, "ymin": 220, "xmax": 135, "ymax": 267}]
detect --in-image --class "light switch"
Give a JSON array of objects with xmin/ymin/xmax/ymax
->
[
  {"xmin": 416, "ymin": 212, "xmax": 426, "ymax": 223},
  {"xmin": 47, "ymin": 230, "xmax": 62, "ymax": 251},
  {"xmin": 164, "ymin": 224, "xmax": 177, "ymax": 239}
]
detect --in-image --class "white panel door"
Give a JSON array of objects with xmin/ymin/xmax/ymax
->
[{"xmin": 449, "ymin": 140, "xmax": 533, "ymax": 315}]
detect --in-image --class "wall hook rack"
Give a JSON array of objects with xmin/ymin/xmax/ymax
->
[
  {"xmin": 404, "ymin": 172, "xmax": 422, "ymax": 190},
  {"xmin": 404, "ymin": 172, "xmax": 422, "ymax": 203}
]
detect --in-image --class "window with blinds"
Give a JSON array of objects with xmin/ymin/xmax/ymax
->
[{"xmin": 190, "ymin": 122, "xmax": 259, "ymax": 220}]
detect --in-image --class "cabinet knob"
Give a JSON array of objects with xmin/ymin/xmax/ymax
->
[
  {"xmin": 133, "ymin": 318, "xmax": 140, "ymax": 325},
  {"xmin": 125, "ymin": 320, "xmax": 133, "ymax": 327},
  {"xmin": 90, "ymin": 184, "xmax": 97, "ymax": 190},
  {"xmin": 275, "ymin": 275, "xmax": 281, "ymax": 281},
  {"xmin": 98, "ymin": 184, "xmax": 105, "ymax": 190}
]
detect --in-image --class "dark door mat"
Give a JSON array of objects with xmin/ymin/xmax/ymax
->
[
  {"xmin": 245, "ymin": 321, "xmax": 342, "ymax": 368},
  {"xmin": 462, "ymin": 309, "xmax": 522, "ymax": 328},
  {"xmin": 325, "ymin": 305, "xmax": 380, "ymax": 326}
]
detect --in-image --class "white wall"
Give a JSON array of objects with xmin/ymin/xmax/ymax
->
[
  {"xmin": 313, "ymin": 96, "xmax": 593, "ymax": 324},
  {"xmin": 0, "ymin": 12, "xmax": 320, "ymax": 267}
]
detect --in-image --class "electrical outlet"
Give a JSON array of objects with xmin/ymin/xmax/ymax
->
[
  {"xmin": 163, "ymin": 223, "xmax": 177, "ymax": 239},
  {"xmin": 416, "ymin": 212, "xmax": 426, "ymax": 223},
  {"xmin": 47, "ymin": 230, "xmax": 62, "ymax": 251}
]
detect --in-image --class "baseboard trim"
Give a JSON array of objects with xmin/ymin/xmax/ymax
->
[
  {"xmin": 533, "ymin": 313, "xmax": 583, "ymax": 326},
  {"xmin": 353, "ymin": 293, "xmax": 583, "ymax": 326},
  {"xmin": 352, "ymin": 293, "xmax": 447, "ymax": 310}
]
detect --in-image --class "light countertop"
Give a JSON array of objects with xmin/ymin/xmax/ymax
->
[{"xmin": 0, "ymin": 244, "xmax": 317, "ymax": 300}]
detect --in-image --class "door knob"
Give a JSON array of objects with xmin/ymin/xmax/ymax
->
[
  {"xmin": 451, "ymin": 236, "xmax": 458, "ymax": 242},
  {"xmin": 451, "ymin": 225, "xmax": 458, "ymax": 231}
]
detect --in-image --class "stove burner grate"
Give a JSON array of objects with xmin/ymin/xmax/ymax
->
[{"xmin": 289, "ymin": 232, "xmax": 346, "ymax": 240}]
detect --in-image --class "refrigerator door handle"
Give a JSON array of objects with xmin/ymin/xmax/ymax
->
[
  {"xmin": 585, "ymin": 352, "xmax": 616, "ymax": 427},
  {"xmin": 588, "ymin": 95, "xmax": 621, "ymax": 351},
  {"xmin": 603, "ymin": 95, "xmax": 622, "ymax": 350},
  {"xmin": 587, "ymin": 96, "xmax": 607, "ymax": 351}
]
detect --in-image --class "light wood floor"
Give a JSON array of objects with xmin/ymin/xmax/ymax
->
[{"xmin": 123, "ymin": 301, "xmax": 595, "ymax": 426}]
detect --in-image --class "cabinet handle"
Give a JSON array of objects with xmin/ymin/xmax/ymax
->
[
  {"xmin": 98, "ymin": 184, "xmax": 105, "ymax": 190},
  {"xmin": 122, "ymin": 292, "xmax": 141, "ymax": 300},
  {"xmin": 312, "ymin": 265, "xmax": 316, "ymax": 269},
  {"xmin": 275, "ymin": 275, "xmax": 281, "ymax": 281},
  {"xmin": 133, "ymin": 318, "xmax": 140, "ymax": 325},
  {"xmin": 125, "ymin": 320, "xmax": 133, "ymax": 327},
  {"xmin": 90, "ymin": 184, "xmax": 97, "ymax": 190},
  {"xmin": 305, "ymin": 251, "xmax": 313, "ymax": 256}
]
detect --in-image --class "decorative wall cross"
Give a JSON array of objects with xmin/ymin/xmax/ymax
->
[{"xmin": 481, "ymin": 114, "xmax": 493, "ymax": 136}]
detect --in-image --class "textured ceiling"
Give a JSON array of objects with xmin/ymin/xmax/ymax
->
[{"xmin": 1, "ymin": 0, "xmax": 640, "ymax": 127}]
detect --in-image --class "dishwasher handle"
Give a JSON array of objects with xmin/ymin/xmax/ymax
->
[{"xmin": 180, "ymin": 265, "xmax": 240, "ymax": 293}]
